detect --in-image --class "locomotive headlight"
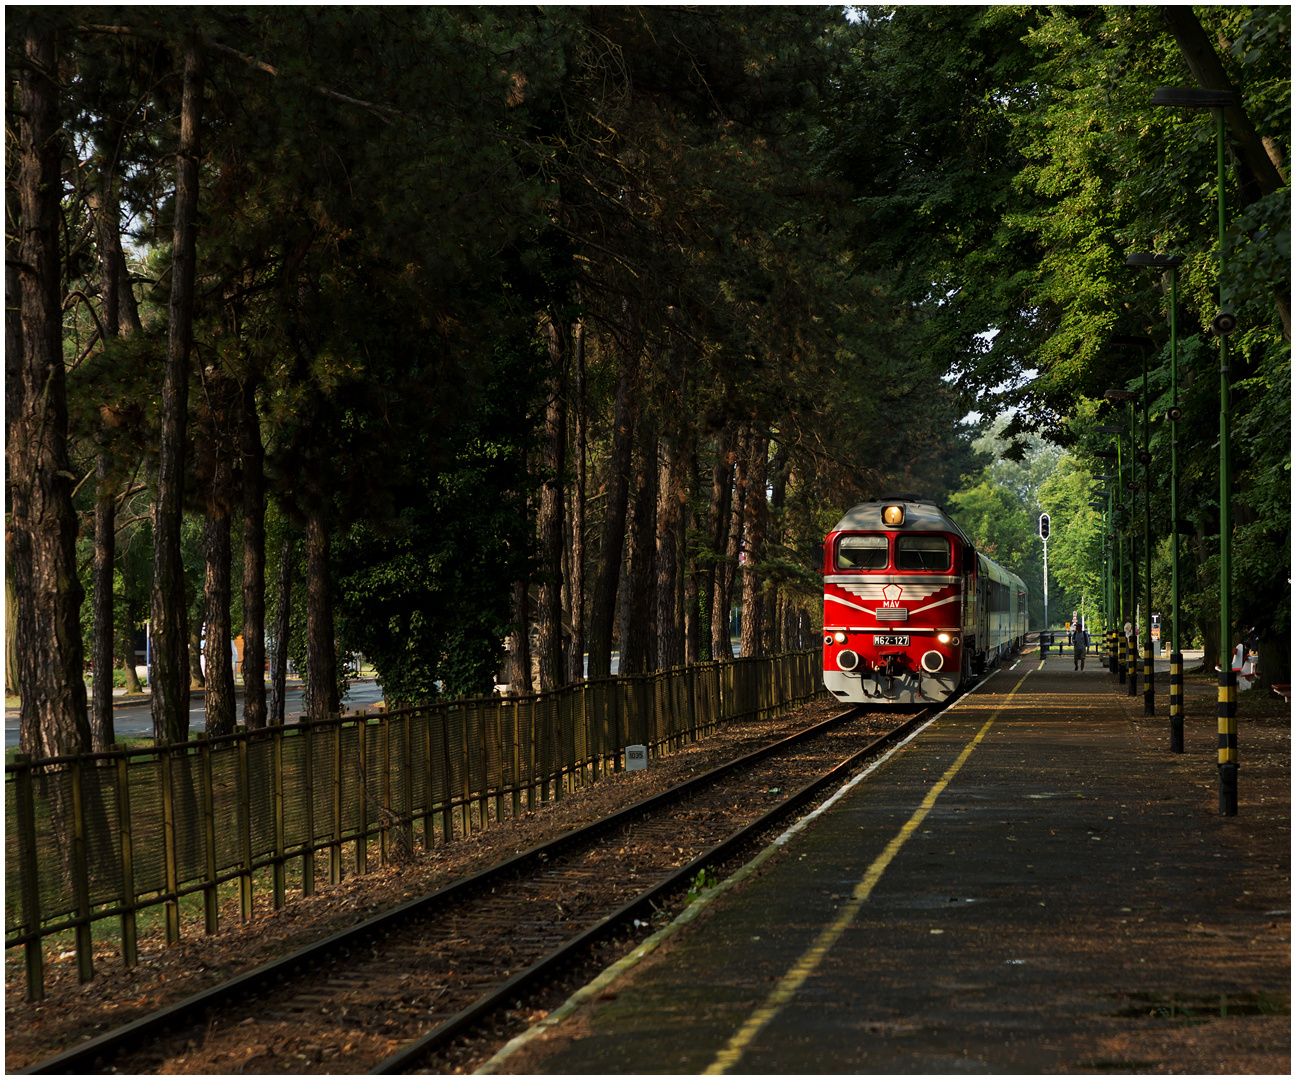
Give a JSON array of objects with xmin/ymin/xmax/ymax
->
[
  {"xmin": 833, "ymin": 631, "xmax": 847, "ymax": 644},
  {"xmin": 937, "ymin": 633, "xmax": 951, "ymax": 644},
  {"xmin": 882, "ymin": 504, "xmax": 905, "ymax": 526}
]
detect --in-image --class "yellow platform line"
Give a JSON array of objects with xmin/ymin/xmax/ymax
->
[{"xmin": 704, "ymin": 671, "xmax": 1031, "ymax": 1075}]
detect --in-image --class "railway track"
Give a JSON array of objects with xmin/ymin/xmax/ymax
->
[{"xmin": 24, "ymin": 704, "xmax": 931, "ymax": 1075}]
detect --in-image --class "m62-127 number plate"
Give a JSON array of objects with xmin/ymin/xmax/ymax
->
[{"xmin": 873, "ymin": 635, "xmax": 910, "ymax": 647}]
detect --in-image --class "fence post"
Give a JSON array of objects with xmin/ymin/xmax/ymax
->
[
  {"xmin": 111, "ymin": 744, "xmax": 137, "ymax": 969},
  {"xmin": 379, "ymin": 711, "xmax": 391, "ymax": 865},
  {"xmin": 509, "ymin": 699, "xmax": 521, "ymax": 819},
  {"xmin": 13, "ymin": 756, "xmax": 44, "ymax": 1001},
  {"xmin": 272, "ymin": 726, "xmax": 286, "ymax": 909},
  {"xmin": 494, "ymin": 698, "xmax": 504, "ymax": 823},
  {"xmin": 439, "ymin": 704, "xmax": 455, "ymax": 842},
  {"xmin": 356, "ymin": 717, "xmax": 369, "ymax": 875},
  {"xmin": 460, "ymin": 703, "xmax": 473, "ymax": 833},
  {"xmin": 402, "ymin": 710, "xmax": 414, "ymax": 855},
  {"xmin": 303, "ymin": 721, "xmax": 316, "ymax": 895},
  {"xmin": 237, "ymin": 732, "xmax": 254, "ymax": 919},
  {"xmin": 68, "ymin": 756, "xmax": 95, "ymax": 983},
  {"xmin": 330, "ymin": 717, "xmax": 343, "ymax": 885},
  {"xmin": 197, "ymin": 733, "xmax": 219, "ymax": 934},
  {"xmin": 421, "ymin": 707, "xmax": 434, "ymax": 849},
  {"xmin": 159, "ymin": 742, "xmax": 180, "ymax": 944}
]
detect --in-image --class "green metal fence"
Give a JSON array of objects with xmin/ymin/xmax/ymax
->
[{"xmin": 5, "ymin": 650, "xmax": 820, "ymax": 1001}]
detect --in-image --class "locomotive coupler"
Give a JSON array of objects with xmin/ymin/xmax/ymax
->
[{"xmin": 877, "ymin": 651, "xmax": 905, "ymax": 697}]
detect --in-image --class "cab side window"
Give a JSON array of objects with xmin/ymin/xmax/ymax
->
[
  {"xmin": 895, "ymin": 535, "xmax": 951, "ymax": 570},
  {"xmin": 836, "ymin": 534, "xmax": 887, "ymax": 569}
]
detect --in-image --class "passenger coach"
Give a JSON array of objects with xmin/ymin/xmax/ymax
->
[{"xmin": 822, "ymin": 494, "xmax": 1028, "ymax": 704}]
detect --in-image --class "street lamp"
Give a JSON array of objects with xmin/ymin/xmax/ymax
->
[
  {"xmin": 1127, "ymin": 252, "xmax": 1186, "ymax": 751},
  {"xmin": 1094, "ymin": 468, "xmax": 1119, "ymax": 670},
  {"xmin": 1151, "ymin": 85, "xmax": 1236, "ymax": 814},
  {"xmin": 1089, "ymin": 496, "xmax": 1109, "ymax": 637},
  {"xmin": 1112, "ymin": 336, "xmax": 1157, "ymax": 717},
  {"xmin": 1097, "ymin": 422, "xmax": 1129, "ymax": 686}
]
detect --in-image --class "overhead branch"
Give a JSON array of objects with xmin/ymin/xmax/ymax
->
[{"xmin": 1159, "ymin": 6, "xmax": 1287, "ymax": 194}]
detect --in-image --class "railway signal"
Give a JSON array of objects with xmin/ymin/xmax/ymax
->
[{"xmin": 1038, "ymin": 514, "xmax": 1050, "ymax": 631}]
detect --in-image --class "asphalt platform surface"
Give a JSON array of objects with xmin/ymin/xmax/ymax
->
[{"xmin": 491, "ymin": 649, "xmax": 1290, "ymax": 1075}]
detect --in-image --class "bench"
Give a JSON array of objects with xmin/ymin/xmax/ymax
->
[{"xmin": 1272, "ymin": 684, "xmax": 1290, "ymax": 702}]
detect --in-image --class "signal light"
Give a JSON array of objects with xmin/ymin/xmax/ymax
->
[{"xmin": 833, "ymin": 631, "xmax": 847, "ymax": 644}]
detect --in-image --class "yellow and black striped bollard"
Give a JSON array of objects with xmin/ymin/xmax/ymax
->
[
  {"xmin": 1108, "ymin": 628, "xmax": 1117, "ymax": 674},
  {"xmin": 1143, "ymin": 646, "xmax": 1154, "ymax": 715},
  {"xmin": 1127, "ymin": 637, "xmax": 1138, "ymax": 697},
  {"xmin": 1168, "ymin": 652, "xmax": 1183, "ymax": 753},
  {"xmin": 1117, "ymin": 633, "xmax": 1127, "ymax": 685},
  {"xmin": 1218, "ymin": 668, "xmax": 1237, "ymax": 815}
]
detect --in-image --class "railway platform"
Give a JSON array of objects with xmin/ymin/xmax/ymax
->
[{"xmin": 484, "ymin": 647, "xmax": 1290, "ymax": 1074}]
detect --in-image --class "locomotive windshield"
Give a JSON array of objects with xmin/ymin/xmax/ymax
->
[
  {"xmin": 836, "ymin": 534, "xmax": 887, "ymax": 569},
  {"xmin": 895, "ymin": 534, "xmax": 951, "ymax": 570}
]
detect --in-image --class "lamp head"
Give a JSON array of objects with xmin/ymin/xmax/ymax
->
[{"xmin": 1151, "ymin": 87, "xmax": 1236, "ymax": 109}]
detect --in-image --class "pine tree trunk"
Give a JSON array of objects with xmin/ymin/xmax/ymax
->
[
  {"xmin": 621, "ymin": 423, "xmax": 657, "ymax": 675},
  {"xmin": 655, "ymin": 432, "xmax": 683, "ymax": 669},
  {"xmin": 268, "ymin": 533, "xmax": 294, "ymax": 723},
  {"xmin": 89, "ymin": 126, "xmax": 133, "ymax": 750},
  {"xmin": 203, "ymin": 501, "xmax": 235, "ymax": 737},
  {"xmin": 567, "ymin": 324, "xmax": 587, "ymax": 682},
  {"xmin": 91, "ymin": 457, "xmax": 117, "ymax": 750},
  {"xmin": 151, "ymin": 33, "xmax": 203, "ymax": 745},
  {"xmin": 537, "ymin": 321, "xmax": 567, "ymax": 690},
  {"xmin": 509, "ymin": 580, "xmax": 533, "ymax": 693},
  {"xmin": 305, "ymin": 509, "xmax": 339, "ymax": 720},
  {"xmin": 740, "ymin": 433, "xmax": 769, "ymax": 658},
  {"xmin": 188, "ymin": 611, "xmax": 205, "ymax": 689},
  {"xmin": 587, "ymin": 361, "xmax": 637, "ymax": 678},
  {"xmin": 705, "ymin": 428, "xmax": 734, "ymax": 663},
  {"xmin": 239, "ymin": 381, "xmax": 267, "ymax": 728},
  {"xmin": 9, "ymin": 18, "xmax": 90, "ymax": 759},
  {"xmin": 683, "ymin": 437, "xmax": 701, "ymax": 665},
  {"xmin": 715, "ymin": 425, "xmax": 749, "ymax": 660},
  {"xmin": 116, "ymin": 563, "xmax": 143, "ymax": 695}
]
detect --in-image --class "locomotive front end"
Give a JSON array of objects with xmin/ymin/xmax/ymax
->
[{"xmin": 822, "ymin": 496, "xmax": 968, "ymax": 705}]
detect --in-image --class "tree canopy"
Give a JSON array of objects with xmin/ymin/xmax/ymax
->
[{"xmin": 6, "ymin": 4, "xmax": 1289, "ymax": 754}]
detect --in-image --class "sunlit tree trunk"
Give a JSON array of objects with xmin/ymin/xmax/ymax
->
[
  {"xmin": 151, "ymin": 33, "xmax": 204, "ymax": 745},
  {"xmin": 706, "ymin": 427, "xmax": 735, "ymax": 663},
  {"xmin": 239, "ymin": 378, "xmax": 267, "ymax": 728},
  {"xmin": 537, "ymin": 320, "xmax": 568, "ymax": 690},
  {"xmin": 740, "ymin": 433, "xmax": 769, "ymax": 657},
  {"xmin": 8, "ymin": 17, "xmax": 90, "ymax": 759},
  {"xmin": 305, "ymin": 509, "xmax": 339, "ymax": 720},
  {"xmin": 567, "ymin": 324, "xmax": 587, "ymax": 682},
  {"xmin": 587, "ymin": 358, "xmax": 637, "ymax": 678},
  {"xmin": 621, "ymin": 422, "xmax": 657, "ymax": 675}
]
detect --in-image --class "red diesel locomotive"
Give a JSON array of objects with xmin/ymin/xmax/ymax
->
[{"xmin": 822, "ymin": 494, "xmax": 1028, "ymax": 704}]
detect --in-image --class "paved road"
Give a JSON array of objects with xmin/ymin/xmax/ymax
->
[{"xmin": 4, "ymin": 680, "xmax": 386, "ymax": 748}]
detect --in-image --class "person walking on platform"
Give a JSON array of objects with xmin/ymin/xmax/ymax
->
[{"xmin": 1073, "ymin": 623, "xmax": 1090, "ymax": 670}]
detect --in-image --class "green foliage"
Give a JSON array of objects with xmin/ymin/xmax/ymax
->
[{"xmin": 333, "ymin": 336, "xmax": 542, "ymax": 703}]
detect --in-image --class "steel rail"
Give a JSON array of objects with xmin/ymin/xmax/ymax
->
[
  {"xmin": 370, "ymin": 706, "xmax": 931, "ymax": 1073},
  {"xmin": 22, "ymin": 703, "xmax": 924, "ymax": 1075}
]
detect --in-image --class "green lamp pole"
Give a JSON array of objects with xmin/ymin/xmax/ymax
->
[
  {"xmin": 1102, "ymin": 396, "xmax": 1138, "ymax": 698},
  {"xmin": 1097, "ymin": 424, "xmax": 1127, "ymax": 683},
  {"xmin": 1127, "ymin": 253, "xmax": 1186, "ymax": 749},
  {"xmin": 1112, "ymin": 337, "xmax": 1156, "ymax": 715},
  {"xmin": 1152, "ymin": 86, "xmax": 1237, "ymax": 813}
]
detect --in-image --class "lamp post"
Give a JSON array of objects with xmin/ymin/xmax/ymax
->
[
  {"xmin": 1126, "ymin": 253, "xmax": 1186, "ymax": 750},
  {"xmin": 1098, "ymin": 414, "xmax": 1133, "ymax": 691},
  {"xmin": 1092, "ymin": 457, "xmax": 1119, "ymax": 671},
  {"xmin": 1089, "ymin": 495, "xmax": 1110, "ymax": 646},
  {"xmin": 1112, "ymin": 337, "xmax": 1156, "ymax": 716},
  {"xmin": 1151, "ymin": 84, "xmax": 1236, "ymax": 814}
]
